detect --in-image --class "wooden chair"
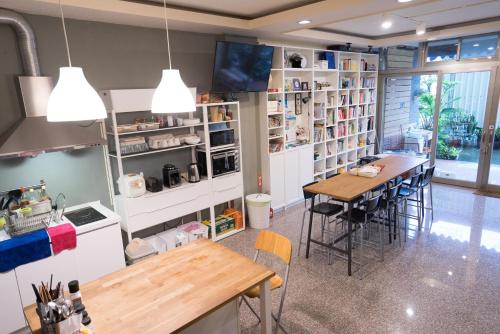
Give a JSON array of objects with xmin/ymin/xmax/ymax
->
[{"xmin": 240, "ymin": 230, "xmax": 292, "ymax": 334}]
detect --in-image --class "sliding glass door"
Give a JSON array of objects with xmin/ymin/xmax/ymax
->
[
  {"xmin": 486, "ymin": 93, "xmax": 500, "ymax": 187},
  {"xmin": 380, "ymin": 64, "xmax": 500, "ymax": 189},
  {"xmin": 380, "ymin": 74, "xmax": 438, "ymax": 157},
  {"xmin": 434, "ymin": 71, "xmax": 491, "ymax": 183}
]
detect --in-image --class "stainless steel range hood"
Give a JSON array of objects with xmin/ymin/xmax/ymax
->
[{"xmin": 0, "ymin": 9, "xmax": 106, "ymax": 159}]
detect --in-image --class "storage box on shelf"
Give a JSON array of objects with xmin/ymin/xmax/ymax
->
[
  {"xmin": 101, "ymin": 88, "xmax": 245, "ymax": 243},
  {"xmin": 260, "ymin": 46, "xmax": 378, "ymax": 206}
]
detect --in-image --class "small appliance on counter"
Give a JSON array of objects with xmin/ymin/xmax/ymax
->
[
  {"xmin": 163, "ymin": 164, "xmax": 181, "ymax": 188},
  {"xmin": 197, "ymin": 148, "xmax": 240, "ymax": 177},
  {"xmin": 118, "ymin": 173, "xmax": 146, "ymax": 198},
  {"xmin": 187, "ymin": 163, "xmax": 200, "ymax": 183},
  {"xmin": 145, "ymin": 177, "xmax": 163, "ymax": 192}
]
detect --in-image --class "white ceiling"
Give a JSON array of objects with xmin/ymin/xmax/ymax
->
[
  {"xmin": 140, "ymin": 0, "xmax": 318, "ymax": 18},
  {"xmin": 0, "ymin": 0, "xmax": 499, "ymax": 47},
  {"xmin": 320, "ymin": 0, "xmax": 500, "ymax": 37}
]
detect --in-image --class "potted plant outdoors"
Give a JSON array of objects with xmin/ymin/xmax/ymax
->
[{"xmin": 495, "ymin": 127, "xmax": 500, "ymax": 148}]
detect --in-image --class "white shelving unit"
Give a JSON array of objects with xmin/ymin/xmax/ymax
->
[
  {"xmin": 100, "ymin": 89, "xmax": 245, "ymax": 243},
  {"xmin": 259, "ymin": 45, "xmax": 378, "ymax": 209}
]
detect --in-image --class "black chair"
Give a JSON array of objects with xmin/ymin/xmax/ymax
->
[
  {"xmin": 339, "ymin": 194, "xmax": 383, "ymax": 278},
  {"xmin": 399, "ymin": 172, "xmax": 423, "ymax": 240},
  {"xmin": 380, "ymin": 183, "xmax": 403, "ymax": 247},
  {"xmin": 297, "ymin": 181, "xmax": 345, "ymax": 256},
  {"xmin": 419, "ymin": 166, "xmax": 435, "ymax": 223}
]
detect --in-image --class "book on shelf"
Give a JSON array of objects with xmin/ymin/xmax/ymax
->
[
  {"xmin": 314, "ymin": 102, "xmax": 325, "ymax": 119},
  {"xmin": 314, "ymin": 124, "xmax": 324, "ymax": 143}
]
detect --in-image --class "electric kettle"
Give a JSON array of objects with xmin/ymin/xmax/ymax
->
[{"xmin": 187, "ymin": 163, "xmax": 200, "ymax": 183}]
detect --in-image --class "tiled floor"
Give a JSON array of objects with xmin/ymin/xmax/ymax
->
[{"xmin": 221, "ymin": 183, "xmax": 500, "ymax": 334}]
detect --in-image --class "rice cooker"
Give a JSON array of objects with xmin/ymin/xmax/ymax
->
[{"xmin": 118, "ymin": 172, "xmax": 146, "ymax": 197}]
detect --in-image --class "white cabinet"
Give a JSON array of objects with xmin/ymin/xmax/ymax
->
[
  {"xmin": 267, "ymin": 145, "xmax": 313, "ymax": 209},
  {"xmin": 75, "ymin": 223, "xmax": 125, "ymax": 284},
  {"xmin": 16, "ymin": 248, "xmax": 77, "ymax": 307},
  {"xmin": 285, "ymin": 149, "xmax": 300, "ymax": 204},
  {"xmin": 269, "ymin": 153, "xmax": 285, "ymax": 209},
  {"xmin": 299, "ymin": 145, "xmax": 314, "ymax": 188},
  {"xmin": 103, "ymin": 95, "xmax": 246, "ymax": 243},
  {"xmin": 0, "ymin": 270, "xmax": 26, "ymax": 334}
]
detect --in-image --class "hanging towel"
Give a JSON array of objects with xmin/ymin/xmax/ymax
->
[
  {"xmin": 0, "ymin": 229, "xmax": 51, "ymax": 272},
  {"xmin": 47, "ymin": 223, "xmax": 77, "ymax": 254}
]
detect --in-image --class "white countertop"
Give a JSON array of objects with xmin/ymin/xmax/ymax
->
[
  {"xmin": 0, "ymin": 201, "xmax": 121, "ymax": 241},
  {"xmin": 61, "ymin": 201, "xmax": 121, "ymax": 235}
]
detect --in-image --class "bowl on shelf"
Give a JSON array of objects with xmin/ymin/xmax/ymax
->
[
  {"xmin": 184, "ymin": 136, "xmax": 201, "ymax": 145},
  {"xmin": 183, "ymin": 118, "xmax": 201, "ymax": 126},
  {"xmin": 116, "ymin": 124, "xmax": 138, "ymax": 133}
]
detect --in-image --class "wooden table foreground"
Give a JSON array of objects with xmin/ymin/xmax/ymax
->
[{"xmin": 25, "ymin": 239, "xmax": 275, "ymax": 333}]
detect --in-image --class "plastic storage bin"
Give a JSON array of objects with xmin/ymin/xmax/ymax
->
[{"xmin": 246, "ymin": 194, "xmax": 272, "ymax": 229}]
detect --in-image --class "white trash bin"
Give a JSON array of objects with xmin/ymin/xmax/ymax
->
[{"xmin": 246, "ymin": 193, "xmax": 272, "ymax": 229}]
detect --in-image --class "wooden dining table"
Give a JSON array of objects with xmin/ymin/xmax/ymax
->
[
  {"xmin": 24, "ymin": 239, "xmax": 275, "ymax": 333},
  {"xmin": 304, "ymin": 155, "xmax": 428, "ymax": 276}
]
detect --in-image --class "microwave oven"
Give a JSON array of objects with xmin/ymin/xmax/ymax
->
[
  {"xmin": 197, "ymin": 149, "xmax": 240, "ymax": 177},
  {"xmin": 209, "ymin": 129, "xmax": 234, "ymax": 147}
]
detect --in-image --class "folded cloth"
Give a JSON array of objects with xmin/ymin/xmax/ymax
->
[
  {"xmin": 47, "ymin": 223, "xmax": 77, "ymax": 254},
  {"xmin": 0, "ymin": 229, "xmax": 51, "ymax": 272}
]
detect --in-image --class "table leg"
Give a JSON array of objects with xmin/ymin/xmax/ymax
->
[
  {"xmin": 305, "ymin": 195, "xmax": 315, "ymax": 259},
  {"xmin": 260, "ymin": 279, "xmax": 272, "ymax": 334},
  {"xmin": 347, "ymin": 201, "xmax": 353, "ymax": 276}
]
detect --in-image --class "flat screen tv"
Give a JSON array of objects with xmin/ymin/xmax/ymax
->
[{"xmin": 211, "ymin": 41, "xmax": 274, "ymax": 93}]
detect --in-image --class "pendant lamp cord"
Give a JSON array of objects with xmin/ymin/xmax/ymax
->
[
  {"xmin": 162, "ymin": 0, "xmax": 172, "ymax": 69},
  {"xmin": 59, "ymin": 0, "xmax": 72, "ymax": 67}
]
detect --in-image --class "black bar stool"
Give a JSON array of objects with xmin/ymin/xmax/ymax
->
[{"xmin": 298, "ymin": 181, "xmax": 345, "ymax": 257}]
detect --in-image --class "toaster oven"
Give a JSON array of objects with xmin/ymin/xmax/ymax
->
[{"xmin": 197, "ymin": 149, "xmax": 240, "ymax": 177}]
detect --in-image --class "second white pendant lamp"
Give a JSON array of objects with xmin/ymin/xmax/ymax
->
[
  {"xmin": 47, "ymin": 0, "xmax": 106, "ymax": 122},
  {"xmin": 151, "ymin": 0, "xmax": 195, "ymax": 114}
]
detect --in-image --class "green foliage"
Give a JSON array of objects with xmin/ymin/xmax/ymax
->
[
  {"xmin": 437, "ymin": 141, "xmax": 461, "ymax": 160},
  {"xmin": 417, "ymin": 77, "xmax": 479, "ymax": 160}
]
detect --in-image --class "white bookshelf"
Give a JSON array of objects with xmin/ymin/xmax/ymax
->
[
  {"xmin": 100, "ymin": 89, "xmax": 245, "ymax": 243},
  {"xmin": 259, "ymin": 45, "xmax": 378, "ymax": 209}
]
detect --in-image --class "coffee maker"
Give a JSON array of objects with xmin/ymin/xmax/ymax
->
[{"xmin": 163, "ymin": 164, "xmax": 181, "ymax": 188}]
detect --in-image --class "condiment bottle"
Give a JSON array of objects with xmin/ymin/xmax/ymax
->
[
  {"xmin": 39, "ymin": 185, "xmax": 49, "ymax": 201},
  {"xmin": 82, "ymin": 310, "xmax": 94, "ymax": 333},
  {"xmin": 68, "ymin": 280, "xmax": 83, "ymax": 308},
  {"xmin": 20, "ymin": 187, "xmax": 30, "ymax": 207},
  {"xmin": 28, "ymin": 188, "xmax": 39, "ymax": 204}
]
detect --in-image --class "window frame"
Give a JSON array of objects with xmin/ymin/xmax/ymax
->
[{"xmin": 423, "ymin": 32, "xmax": 500, "ymax": 67}]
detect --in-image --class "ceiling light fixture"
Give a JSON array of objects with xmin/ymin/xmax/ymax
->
[
  {"xmin": 381, "ymin": 14, "xmax": 393, "ymax": 29},
  {"xmin": 298, "ymin": 19, "xmax": 312, "ymax": 25},
  {"xmin": 488, "ymin": 46, "xmax": 494, "ymax": 50},
  {"xmin": 152, "ymin": 0, "xmax": 195, "ymax": 114},
  {"xmin": 398, "ymin": 0, "xmax": 413, "ymax": 2},
  {"xmin": 47, "ymin": 0, "xmax": 106, "ymax": 122},
  {"xmin": 416, "ymin": 22, "xmax": 426, "ymax": 35},
  {"xmin": 473, "ymin": 43, "xmax": 480, "ymax": 47}
]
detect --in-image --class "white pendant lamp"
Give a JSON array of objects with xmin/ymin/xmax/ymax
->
[
  {"xmin": 151, "ymin": 0, "xmax": 195, "ymax": 114},
  {"xmin": 47, "ymin": 0, "xmax": 106, "ymax": 122}
]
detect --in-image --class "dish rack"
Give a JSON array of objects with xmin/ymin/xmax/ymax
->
[{"xmin": 6, "ymin": 211, "xmax": 53, "ymax": 237}]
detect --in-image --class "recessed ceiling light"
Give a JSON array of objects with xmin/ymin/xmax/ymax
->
[
  {"xmin": 381, "ymin": 14, "xmax": 393, "ymax": 29},
  {"xmin": 406, "ymin": 308, "xmax": 415, "ymax": 317},
  {"xmin": 298, "ymin": 19, "xmax": 311, "ymax": 25},
  {"xmin": 398, "ymin": 0, "xmax": 413, "ymax": 2},
  {"xmin": 488, "ymin": 46, "xmax": 494, "ymax": 50},
  {"xmin": 473, "ymin": 43, "xmax": 480, "ymax": 47}
]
